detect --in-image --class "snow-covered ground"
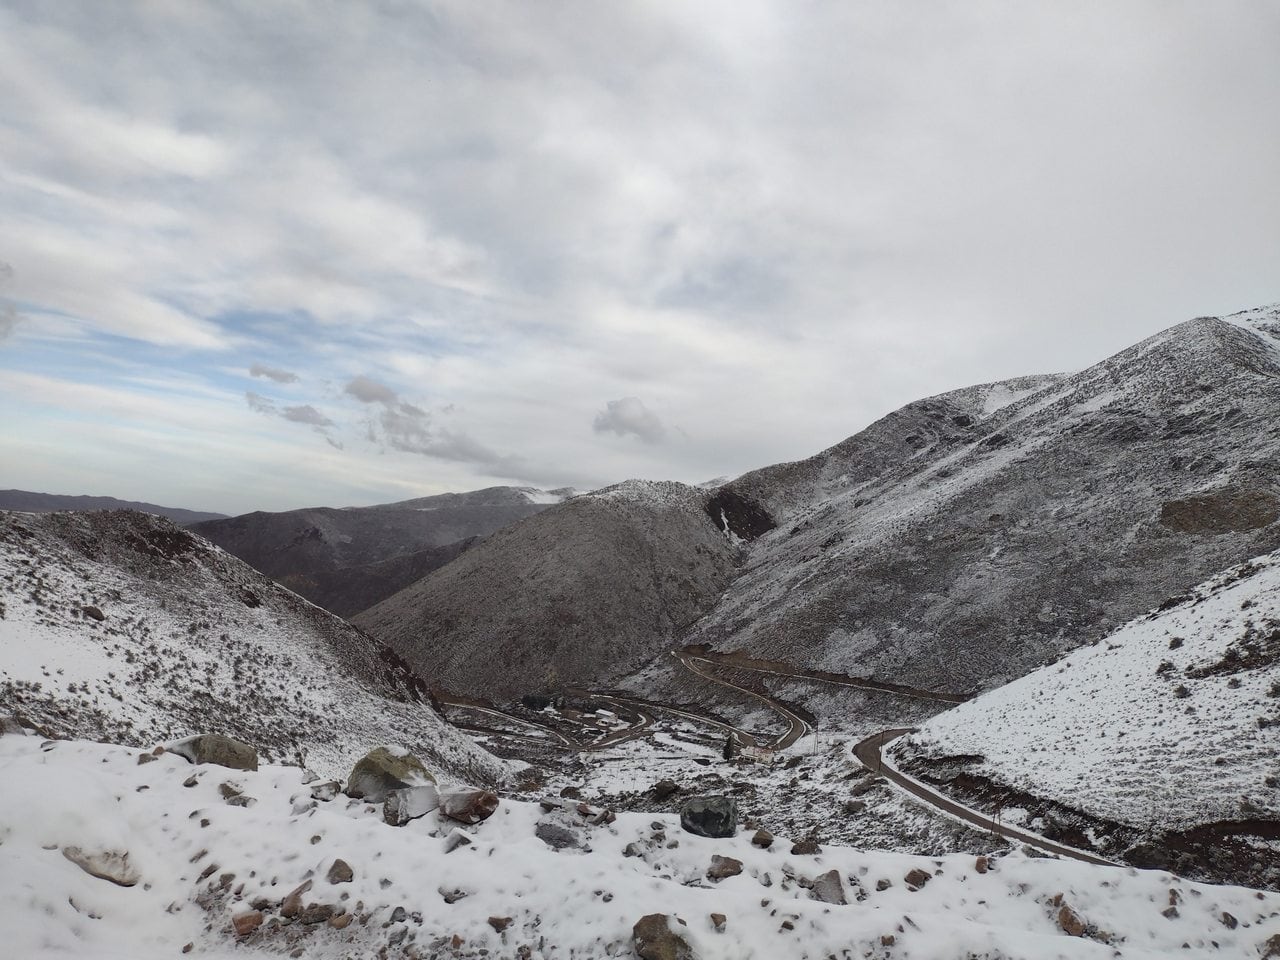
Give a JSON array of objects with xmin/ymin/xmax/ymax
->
[
  {"xmin": 895, "ymin": 549, "xmax": 1280, "ymax": 831},
  {"xmin": 0, "ymin": 509, "xmax": 505, "ymax": 784},
  {"xmin": 4, "ymin": 732, "xmax": 1278, "ymax": 960}
]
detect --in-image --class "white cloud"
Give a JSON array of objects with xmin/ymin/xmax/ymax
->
[{"xmin": 593, "ymin": 397, "xmax": 666, "ymax": 445}]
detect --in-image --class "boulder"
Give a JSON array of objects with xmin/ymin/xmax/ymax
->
[
  {"xmin": 706, "ymin": 855, "xmax": 743, "ymax": 881},
  {"xmin": 750, "ymin": 829, "xmax": 774, "ymax": 849},
  {"xmin": 811, "ymin": 869, "xmax": 846, "ymax": 905},
  {"xmin": 167, "ymin": 734, "xmax": 258, "ymax": 771},
  {"xmin": 633, "ymin": 913, "xmax": 698, "ymax": 960},
  {"xmin": 347, "ymin": 747, "xmax": 435, "ymax": 802},
  {"xmin": 439, "ymin": 788, "xmax": 499, "ymax": 824},
  {"xmin": 535, "ymin": 809, "xmax": 589, "ymax": 850},
  {"xmin": 383, "ymin": 784, "xmax": 440, "ymax": 826},
  {"xmin": 679, "ymin": 796, "xmax": 737, "ymax": 838},
  {"xmin": 61, "ymin": 846, "xmax": 139, "ymax": 887}
]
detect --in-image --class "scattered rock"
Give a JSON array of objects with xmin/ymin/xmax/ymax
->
[
  {"xmin": 232, "ymin": 910, "xmax": 263, "ymax": 937},
  {"xmin": 904, "ymin": 868, "xmax": 932, "ymax": 890},
  {"xmin": 488, "ymin": 916, "xmax": 513, "ymax": 933},
  {"xmin": 651, "ymin": 779, "xmax": 680, "ymax": 802},
  {"xmin": 536, "ymin": 809, "xmax": 588, "ymax": 850},
  {"xmin": 61, "ymin": 846, "xmax": 140, "ymax": 886},
  {"xmin": 346, "ymin": 746, "xmax": 435, "ymax": 802},
  {"xmin": 326, "ymin": 859, "xmax": 354, "ymax": 884},
  {"xmin": 790, "ymin": 838, "xmax": 821, "ymax": 856},
  {"xmin": 1058, "ymin": 904, "xmax": 1085, "ymax": 937},
  {"xmin": 706, "ymin": 855, "xmax": 743, "ymax": 881},
  {"xmin": 751, "ymin": 829, "xmax": 774, "ymax": 849},
  {"xmin": 167, "ymin": 734, "xmax": 258, "ymax": 771},
  {"xmin": 281, "ymin": 879, "xmax": 313, "ymax": 919},
  {"xmin": 443, "ymin": 829, "xmax": 473, "ymax": 854},
  {"xmin": 383, "ymin": 784, "xmax": 440, "ymax": 826},
  {"xmin": 679, "ymin": 796, "xmax": 737, "ymax": 838},
  {"xmin": 633, "ymin": 913, "xmax": 697, "ymax": 960},
  {"xmin": 310, "ymin": 780, "xmax": 342, "ymax": 802},
  {"xmin": 811, "ymin": 870, "xmax": 846, "ymax": 905},
  {"xmin": 439, "ymin": 788, "xmax": 499, "ymax": 824},
  {"xmin": 710, "ymin": 913, "xmax": 726, "ymax": 933}
]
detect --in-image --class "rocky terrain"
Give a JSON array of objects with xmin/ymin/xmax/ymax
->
[
  {"xmin": 0, "ymin": 509, "xmax": 504, "ymax": 784},
  {"xmin": 190, "ymin": 486, "xmax": 569, "ymax": 617},
  {"xmin": 0, "ymin": 489, "xmax": 227, "ymax": 525},
  {"xmin": 892, "ymin": 547, "xmax": 1280, "ymax": 889},
  {"xmin": 5, "ymin": 731, "xmax": 1278, "ymax": 960}
]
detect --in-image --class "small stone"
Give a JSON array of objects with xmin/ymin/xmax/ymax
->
[
  {"xmin": 232, "ymin": 911, "xmax": 263, "ymax": 937},
  {"xmin": 751, "ymin": 829, "xmax": 774, "ymax": 849},
  {"xmin": 790, "ymin": 838, "xmax": 821, "ymax": 856},
  {"xmin": 1161, "ymin": 906, "xmax": 1179, "ymax": 919},
  {"xmin": 441, "ymin": 889, "xmax": 468, "ymax": 904},
  {"xmin": 811, "ymin": 869, "xmax": 846, "ymax": 905},
  {"xmin": 137, "ymin": 752, "xmax": 158, "ymax": 765},
  {"xmin": 383, "ymin": 784, "xmax": 440, "ymax": 826},
  {"xmin": 329, "ymin": 912, "xmax": 354, "ymax": 930},
  {"xmin": 1058, "ymin": 904, "xmax": 1085, "ymax": 937},
  {"xmin": 443, "ymin": 829, "xmax": 473, "ymax": 854},
  {"xmin": 82, "ymin": 605, "xmax": 105, "ymax": 621},
  {"xmin": 61, "ymin": 846, "xmax": 140, "ymax": 887},
  {"xmin": 710, "ymin": 913, "xmax": 726, "ymax": 933},
  {"xmin": 327, "ymin": 858, "xmax": 354, "ymax": 884},
  {"xmin": 182, "ymin": 775, "xmax": 198, "ymax": 788},
  {"xmin": 624, "ymin": 842, "xmax": 645, "ymax": 858},
  {"xmin": 881, "ymin": 934, "xmax": 896, "ymax": 946},
  {"xmin": 904, "ymin": 868, "xmax": 931, "ymax": 890},
  {"xmin": 651, "ymin": 779, "xmax": 680, "ymax": 802},
  {"xmin": 975, "ymin": 855, "xmax": 989, "ymax": 874},
  {"xmin": 281, "ymin": 879, "xmax": 313, "ymax": 919},
  {"xmin": 299, "ymin": 902, "xmax": 335, "ymax": 924},
  {"xmin": 167, "ymin": 734, "xmax": 258, "ymax": 771},
  {"xmin": 706, "ymin": 855, "xmax": 743, "ymax": 881},
  {"xmin": 488, "ymin": 916, "xmax": 513, "ymax": 932},
  {"xmin": 559, "ymin": 786, "xmax": 582, "ymax": 799},
  {"xmin": 1221, "ymin": 911, "xmax": 1238, "ymax": 929},
  {"xmin": 310, "ymin": 780, "xmax": 342, "ymax": 802},
  {"xmin": 876, "ymin": 879, "xmax": 892, "ymax": 891},
  {"xmin": 633, "ymin": 913, "xmax": 697, "ymax": 960},
  {"xmin": 182, "ymin": 943, "xmax": 193, "ymax": 953},
  {"xmin": 536, "ymin": 809, "xmax": 588, "ymax": 850}
]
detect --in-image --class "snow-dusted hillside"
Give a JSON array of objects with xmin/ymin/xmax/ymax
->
[
  {"xmin": 0, "ymin": 510, "xmax": 505, "ymax": 784},
  {"xmin": 4, "ymin": 733, "xmax": 1278, "ymax": 960},
  {"xmin": 893, "ymin": 549, "xmax": 1280, "ymax": 886},
  {"xmin": 692, "ymin": 305, "xmax": 1280, "ymax": 690}
]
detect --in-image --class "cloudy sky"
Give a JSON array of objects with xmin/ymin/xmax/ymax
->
[{"xmin": 1, "ymin": 1, "xmax": 1277, "ymax": 515}]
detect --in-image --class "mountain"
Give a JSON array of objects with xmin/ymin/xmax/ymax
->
[
  {"xmin": 689, "ymin": 305, "xmax": 1280, "ymax": 691},
  {"xmin": 189, "ymin": 486, "xmax": 571, "ymax": 617},
  {"xmin": 0, "ymin": 509, "xmax": 504, "ymax": 784},
  {"xmin": 354, "ymin": 480, "xmax": 741, "ymax": 699},
  {"xmin": 891, "ymin": 547, "xmax": 1280, "ymax": 888},
  {"xmin": 356, "ymin": 304, "xmax": 1280, "ymax": 703},
  {"xmin": 0, "ymin": 489, "xmax": 227, "ymax": 525}
]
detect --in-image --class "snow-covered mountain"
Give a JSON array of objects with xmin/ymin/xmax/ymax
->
[
  {"xmin": 4, "ymin": 732, "xmax": 1278, "ymax": 960},
  {"xmin": 892, "ymin": 547, "xmax": 1280, "ymax": 888},
  {"xmin": 0, "ymin": 489, "xmax": 227, "ymax": 525},
  {"xmin": 357, "ymin": 305, "xmax": 1280, "ymax": 707},
  {"xmin": 189, "ymin": 486, "xmax": 569, "ymax": 617},
  {"xmin": 0, "ymin": 509, "xmax": 504, "ymax": 784}
]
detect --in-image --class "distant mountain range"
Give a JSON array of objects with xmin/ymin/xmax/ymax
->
[
  {"xmin": 0, "ymin": 489, "xmax": 228, "ymax": 525},
  {"xmin": 354, "ymin": 305, "xmax": 1280, "ymax": 703},
  {"xmin": 189, "ymin": 486, "xmax": 575, "ymax": 617}
]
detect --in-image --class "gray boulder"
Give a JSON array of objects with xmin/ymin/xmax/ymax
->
[
  {"xmin": 535, "ymin": 809, "xmax": 589, "ymax": 850},
  {"xmin": 62, "ymin": 846, "xmax": 140, "ymax": 886},
  {"xmin": 679, "ymin": 796, "xmax": 737, "ymax": 838},
  {"xmin": 347, "ymin": 746, "xmax": 435, "ymax": 802},
  {"xmin": 811, "ymin": 869, "xmax": 847, "ymax": 905},
  {"xmin": 168, "ymin": 734, "xmax": 258, "ymax": 771},
  {"xmin": 383, "ymin": 784, "xmax": 440, "ymax": 826}
]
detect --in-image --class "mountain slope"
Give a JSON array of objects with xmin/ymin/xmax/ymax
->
[
  {"xmin": 354, "ymin": 481, "xmax": 740, "ymax": 699},
  {"xmin": 0, "ymin": 509, "xmax": 504, "ymax": 784},
  {"xmin": 689, "ymin": 305, "xmax": 1280, "ymax": 690},
  {"xmin": 189, "ymin": 486, "xmax": 567, "ymax": 617},
  {"xmin": 891, "ymin": 548, "xmax": 1280, "ymax": 887},
  {"xmin": 0, "ymin": 489, "xmax": 227, "ymax": 525}
]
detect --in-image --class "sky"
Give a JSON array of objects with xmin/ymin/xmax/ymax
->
[{"xmin": 1, "ymin": 1, "xmax": 1277, "ymax": 516}]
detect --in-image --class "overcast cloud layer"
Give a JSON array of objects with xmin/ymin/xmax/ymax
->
[{"xmin": 0, "ymin": 1, "xmax": 1277, "ymax": 514}]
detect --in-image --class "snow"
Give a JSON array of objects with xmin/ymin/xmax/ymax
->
[
  {"xmin": 898, "ymin": 549, "xmax": 1280, "ymax": 831},
  {"xmin": 3, "ymin": 733, "xmax": 1278, "ymax": 959}
]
